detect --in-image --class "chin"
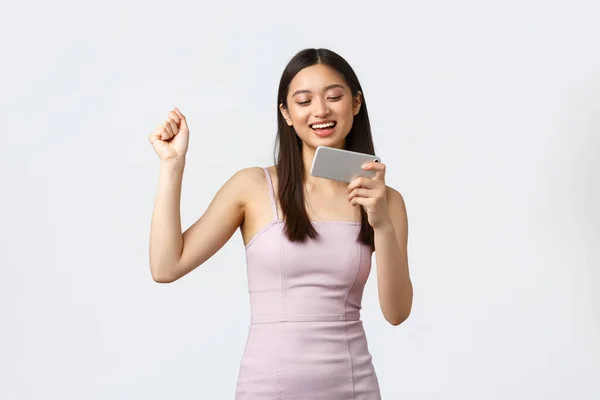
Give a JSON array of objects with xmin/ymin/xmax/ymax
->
[{"xmin": 308, "ymin": 137, "xmax": 346, "ymax": 150}]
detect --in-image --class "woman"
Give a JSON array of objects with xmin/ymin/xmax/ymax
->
[{"xmin": 148, "ymin": 48, "xmax": 412, "ymax": 399}]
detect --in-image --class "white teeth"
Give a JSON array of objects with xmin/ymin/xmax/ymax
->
[{"xmin": 312, "ymin": 122, "xmax": 335, "ymax": 129}]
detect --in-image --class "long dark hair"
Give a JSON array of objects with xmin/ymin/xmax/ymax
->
[{"xmin": 274, "ymin": 48, "xmax": 376, "ymax": 251}]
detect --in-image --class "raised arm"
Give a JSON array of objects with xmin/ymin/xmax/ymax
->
[{"xmin": 148, "ymin": 108, "xmax": 248, "ymax": 283}]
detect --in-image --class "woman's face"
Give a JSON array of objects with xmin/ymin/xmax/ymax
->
[{"xmin": 280, "ymin": 64, "xmax": 361, "ymax": 149}]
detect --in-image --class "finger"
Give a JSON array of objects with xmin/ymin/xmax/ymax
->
[
  {"xmin": 160, "ymin": 127, "xmax": 171, "ymax": 141},
  {"xmin": 347, "ymin": 177, "xmax": 376, "ymax": 192},
  {"xmin": 152, "ymin": 125, "xmax": 170, "ymax": 141},
  {"xmin": 349, "ymin": 196, "xmax": 374, "ymax": 207},
  {"xmin": 361, "ymin": 161, "xmax": 385, "ymax": 171},
  {"xmin": 348, "ymin": 187, "xmax": 374, "ymax": 200},
  {"xmin": 362, "ymin": 161, "xmax": 386, "ymax": 180},
  {"xmin": 163, "ymin": 120, "xmax": 174, "ymax": 138},
  {"xmin": 168, "ymin": 118, "xmax": 179, "ymax": 135},
  {"xmin": 149, "ymin": 127, "xmax": 166, "ymax": 142},
  {"xmin": 168, "ymin": 110, "xmax": 180, "ymax": 125},
  {"xmin": 174, "ymin": 108, "xmax": 188, "ymax": 130},
  {"xmin": 148, "ymin": 131, "xmax": 159, "ymax": 143}
]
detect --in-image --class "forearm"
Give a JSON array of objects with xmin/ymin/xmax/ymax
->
[
  {"xmin": 374, "ymin": 222, "xmax": 413, "ymax": 325},
  {"xmin": 149, "ymin": 158, "xmax": 186, "ymax": 281}
]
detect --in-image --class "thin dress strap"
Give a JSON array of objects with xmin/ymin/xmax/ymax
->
[{"xmin": 262, "ymin": 167, "xmax": 280, "ymax": 221}]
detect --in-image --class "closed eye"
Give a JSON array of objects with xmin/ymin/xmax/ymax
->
[{"xmin": 297, "ymin": 95, "xmax": 342, "ymax": 106}]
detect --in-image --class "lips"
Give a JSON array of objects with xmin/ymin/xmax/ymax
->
[
  {"xmin": 310, "ymin": 121, "xmax": 337, "ymax": 137},
  {"xmin": 310, "ymin": 120, "xmax": 337, "ymax": 130}
]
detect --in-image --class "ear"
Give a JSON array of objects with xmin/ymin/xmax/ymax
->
[
  {"xmin": 279, "ymin": 103, "xmax": 293, "ymax": 126},
  {"xmin": 353, "ymin": 91, "xmax": 362, "ymax": 116}
]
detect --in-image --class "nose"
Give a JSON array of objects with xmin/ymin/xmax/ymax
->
[{"xmin": 312, "ymin": 97, "xmax": 330, "ymax": 117}]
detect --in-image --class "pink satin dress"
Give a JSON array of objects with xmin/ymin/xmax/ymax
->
[{"xmin": 235, "ymin": 167, "xmax": 381, "ymax": 399}]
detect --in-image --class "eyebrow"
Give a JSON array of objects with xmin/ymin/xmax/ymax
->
[{"xmin": 291, "ymin": 84, "xmax": 345, "ymax": 97}]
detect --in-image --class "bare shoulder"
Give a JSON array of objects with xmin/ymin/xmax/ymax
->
[
  {"xmin": 230, "ymin": 166, "xmax": 265, "ymax": 181},
  {"xmin": 225, "ymin": 166, "xmax": 271, "ymax": 207},
  {"xmin": 385, "ymin": 185, "xmax": 407, "ymax": 210},
  {"xmin": 237, "ymin": 166, "xmax": 269, "ymax": 183},
  {"xmin": 237, "ymin": 165, "xmax": 276, "ymax": 187},
  {"xmin": 225, "ymin": 166, "xmax": 265, "ymax": 195}
]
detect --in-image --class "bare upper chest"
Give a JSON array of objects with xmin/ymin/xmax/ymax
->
[{"xmin": 240, "ymin": 167, "xmax": 361, "ymax": 246}]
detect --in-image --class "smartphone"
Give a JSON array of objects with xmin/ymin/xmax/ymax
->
[{"xmin": 310, "ymin": 146, "xmax": 381, "ymax": 183}]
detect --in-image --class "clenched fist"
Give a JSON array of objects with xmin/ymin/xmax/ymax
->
[{"xmin": 149, "ymin": 108, "xmax": 189, "ymax": 161}]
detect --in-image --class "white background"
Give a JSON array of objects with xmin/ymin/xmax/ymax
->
[{"xmin": 1, "ymin": 0, "xmax": 599, "ymax": 398}]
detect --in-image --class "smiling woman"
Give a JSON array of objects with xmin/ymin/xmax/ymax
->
[
  {"xmin": 280, "ymin": 67, "xmax": 361, "ymax": 140},
  {"xmin": 286, "ymin": 81, "xmax": 347, "ymax": 137},
  {"xmin": 148, "ymin": 48, "xmax": 412, "ymax": 400}
]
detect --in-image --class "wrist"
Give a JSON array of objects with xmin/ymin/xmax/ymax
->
[
  {"xmin": 159, "ymin": 157, "xmax": 186, "ymax": 180},
  {"xmin": 160, "ymin": 156, "xmax": 186, "ymax": 169},
  {"xmin": 373, "ymin": 219, "xmax": 394, "ymax": 233}
]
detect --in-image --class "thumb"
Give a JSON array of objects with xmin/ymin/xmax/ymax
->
[{"xmin": 174, "ymin": 108, "xmax": 189, "ymax": 131}]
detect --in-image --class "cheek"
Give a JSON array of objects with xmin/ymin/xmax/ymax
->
[
  {"xmin": 334, "ymin": 101, "xmax": 356, "ymax": 122},
  {"xmin": 288, "ymin": 106, "xmax": 311, "ymax": 124},
  {"xmin": 337, "ymin": 97, "xmax": 355, "ymax": 113}
]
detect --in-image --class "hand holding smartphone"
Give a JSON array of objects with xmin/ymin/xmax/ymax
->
[{"xmin": 310, "ymin": 146, "xmax": 381, "ymax": 183}]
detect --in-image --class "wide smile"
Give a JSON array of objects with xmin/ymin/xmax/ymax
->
[{"xmin": 310, "ymin": 121, "xmax": 337, "ymax": 137}]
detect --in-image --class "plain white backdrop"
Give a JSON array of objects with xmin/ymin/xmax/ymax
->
[{"xmin": 1, "ymin": 0, "xmax": 599, "ymax": 399}]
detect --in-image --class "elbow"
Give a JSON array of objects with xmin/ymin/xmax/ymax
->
[
  {"xmin": 387, "ymin": 311, "xmax": 410, "ymax": 326},
  {"xmin": 152, "ymin": 274, "xmax": 175, "ymax": 284},
  {"xmin": 386, "ymin": 303, "xmax": 412, "ymax": 326},
  {"xmin": 150, "ymin": 265, "xmax": 177, "ymax": 283},
  {"xmin": 388, "ymin": 283, "xmax": 413, "ymax": 326}
]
